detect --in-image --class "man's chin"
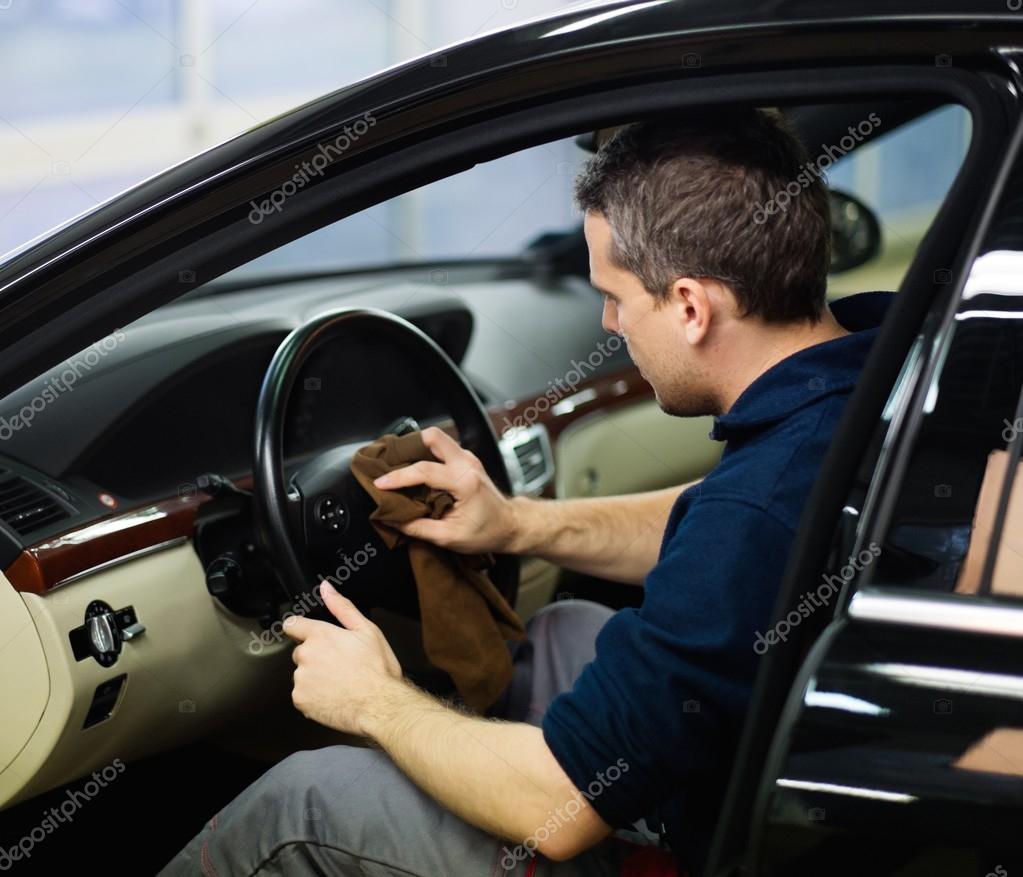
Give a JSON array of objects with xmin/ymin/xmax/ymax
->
[
  {"xmin": 643, "ymin": 372, "xmax": 712, "ymax": 417},
  {"xmin": 654, "ymin": 389, "xmax": 717, "ymax": 419},
  {"xmin": 654, "ymin": 393, "xmax": 675, "ymax": 416}
]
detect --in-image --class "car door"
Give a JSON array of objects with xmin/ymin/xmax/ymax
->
[{"xmin": 741, "ymin": 102, "xmax": 1023, "ymax": 876}]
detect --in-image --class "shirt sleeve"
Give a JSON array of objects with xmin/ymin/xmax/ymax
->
[{"xmin": 541, "ymin": 497, "xmax": 795, "ymax": 830}]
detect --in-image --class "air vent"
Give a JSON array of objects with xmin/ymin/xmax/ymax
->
[
  {"xmin": 0, "ymin": 473, "xmax": 71, "ymax": 536},
  {"xmin": 514, "ymin": 439, "xmax": 548, "ymax": 487},
  {"xmin": 499, "ymin": 424, "xmax": 555, "ymax": 496}
]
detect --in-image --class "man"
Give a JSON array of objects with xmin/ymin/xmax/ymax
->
[{"xmin": 161, "ymin": 109, "xmax": 887, "ymax": 876}]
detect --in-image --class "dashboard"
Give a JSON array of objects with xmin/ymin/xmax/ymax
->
[{"xmin": 0, "ymin": 263, "xmax": 636, "ymax": 575}]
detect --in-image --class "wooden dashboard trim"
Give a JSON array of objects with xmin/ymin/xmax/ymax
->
[
  {"xmin": 4, "ymin": 367, "xmax": 652, "ymax": 595},
  {"xmin": 491, "ymin": 367, "xmax": 650, "ymax": 443},
  {"xmin": 5, "ymin": 497, "xmax": 205, "ymax": 595}
]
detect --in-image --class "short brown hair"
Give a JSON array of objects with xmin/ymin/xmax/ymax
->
[{"xmin": 574, "ymin": 108, "xmax": 831, "ymax": 323}]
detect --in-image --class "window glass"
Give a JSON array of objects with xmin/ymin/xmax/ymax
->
[
  {"xmin": 154, "ymin": 100, "xmax": 984, "ymax": 330},
  {"xmin": 230, "ymin": 105, "xmax": 971, "ymax": 283},
  {"xmin": 827, "ymin": 105, "xmax": 971, "ymax": 297},
  {"xmin": 873, "ymin": 155, "xmax": 1023, "ymax": 600},
  {"xmin": 958, "ymin": 438, "xmax": 1023, "ymax": 597},
  {"xmin": 233, "ymin": 138, "xmax": 584, "ymax": 278}
]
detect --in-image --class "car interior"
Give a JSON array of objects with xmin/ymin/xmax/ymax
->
[{"xmin": 0, "ymin": 87, "xmax": 981, "ymax": 872}]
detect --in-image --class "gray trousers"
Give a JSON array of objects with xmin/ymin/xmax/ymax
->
[{"xmin": 158, "ymin": 599, "xmax": 667, "ymax": 876}]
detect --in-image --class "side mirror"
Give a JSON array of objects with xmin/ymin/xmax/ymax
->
[{"xmin": 830, "ymin": 189, "xmax": 882, "ymax": 274}]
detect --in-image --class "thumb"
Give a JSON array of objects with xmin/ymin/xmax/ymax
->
[{"xmin": 319, "ymin": 580, "xmax": 370, "ymax": 630}]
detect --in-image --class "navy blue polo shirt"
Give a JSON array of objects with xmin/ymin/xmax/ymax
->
[{"xmin": 542, "ymin": 292, "xmax": 891, "ymax": 873}]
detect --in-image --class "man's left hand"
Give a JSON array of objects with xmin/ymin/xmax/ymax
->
[{"xmin": 283, "ymin": 582, "xmax": 403, "ymax": 735}]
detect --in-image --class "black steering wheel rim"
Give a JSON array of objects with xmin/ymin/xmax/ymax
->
[{"xmin": 253, "ymin": 306, "xmax": 518, "ymax": 612}]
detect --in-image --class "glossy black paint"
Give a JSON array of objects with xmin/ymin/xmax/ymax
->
[{"xmin": 759, "ymin": 602, "xmax": 1023, "ymax": 875}]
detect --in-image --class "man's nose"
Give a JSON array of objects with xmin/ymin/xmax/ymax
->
[{"xmin": 601, "ymin": 298, "xmax": 619, "ymax": 334}]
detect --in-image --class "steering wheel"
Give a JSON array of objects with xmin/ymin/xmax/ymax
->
[{"xmin": 252, "ymin": 307, "xmax": 519, "ymax": 621}]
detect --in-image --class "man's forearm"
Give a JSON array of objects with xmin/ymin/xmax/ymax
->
[
  {"xmin": 507, "ymin": 484, "xmax": 689, "ymax": 584},
  {"xmin": 361, "ymin": 679, "xmax": 610, "ymax": 861}
]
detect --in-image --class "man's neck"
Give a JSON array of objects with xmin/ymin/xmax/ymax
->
[{"xmin": 716, "ymin": 310, "xmax": 849, "ymax": 414}]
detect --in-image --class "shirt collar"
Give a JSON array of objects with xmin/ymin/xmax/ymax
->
[{"xmin": 710, "ymin": 291, "xmax": 892, "ymax": 442}]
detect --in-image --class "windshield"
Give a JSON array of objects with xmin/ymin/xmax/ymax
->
[{"xmin": 228, "ymin": 138, "xmax": 587, "ymax": 280}]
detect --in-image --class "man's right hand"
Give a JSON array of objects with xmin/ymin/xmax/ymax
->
[
  {"xmin": 374, "ymin": 426, "xmax": 690, "ymax": 586},
  {"xmin": 372, "ymin": 426, "xmax": 520, "ymax": 555}
]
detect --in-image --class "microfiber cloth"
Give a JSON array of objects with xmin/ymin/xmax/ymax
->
[{"xmin": 350, "ymin": 431, "xmax": 526, "ymax": 711}]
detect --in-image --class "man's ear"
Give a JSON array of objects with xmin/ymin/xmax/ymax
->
[{"xmin": 671, "ymin": 277, "xmax": 714, "ymax": 346}]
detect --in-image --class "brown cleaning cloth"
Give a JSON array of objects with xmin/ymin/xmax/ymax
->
[{"xmin": 350, "ymin": 431, "xmax": 526, "ymax": 711}]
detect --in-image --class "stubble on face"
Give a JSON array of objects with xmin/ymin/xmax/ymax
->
[
  {"xmin": 624, "ymin": 318, "xmax": 719, "ymax": 419},
  {"xmin": 651, "ymin": 359, "xmax": 718, "ymax": 418}
]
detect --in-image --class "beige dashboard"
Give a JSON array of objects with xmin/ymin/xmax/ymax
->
[{"xmin": 0, "ymin": 543, "xmax": 293, "ymax": 810}]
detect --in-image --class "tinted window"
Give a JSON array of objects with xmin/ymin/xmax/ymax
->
[{"xmin": 873, "ymin": 154, "xmax": 1023, "ymax": 599}]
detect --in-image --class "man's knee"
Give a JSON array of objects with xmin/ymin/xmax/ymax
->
[
  {"xmin": 209, "ymin": 744, "xmax": 391, "ymax": 850},
  {"xmin": 260, "ymin": 745, "xmax": 389, "ymax": 813}
]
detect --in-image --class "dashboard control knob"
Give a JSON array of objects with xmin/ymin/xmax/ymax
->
[
  {"xmin": 87, "ymin": 613, "xmax": 116, "ymax": 654},
  {"xmin": 206, "ymin": 554, "xmax": 244, "ymax": 598},
  {"xmin": 83, "ymin": 600, "xmax": 122, "ymax": 667}
]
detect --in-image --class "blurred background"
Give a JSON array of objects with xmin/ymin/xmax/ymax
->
[{"xmin": 0, "ymin": 0, "xmax": 970, "ymax": 293}]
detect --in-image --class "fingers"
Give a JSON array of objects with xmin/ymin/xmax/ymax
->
[
  {"xmin": 392, "ymin": 515, "xmax": 454, "ymax": 546},
  {"xmin": 319, "ymin": 580, "xmax": 370, "ymax": 630},
  {"xmin": 374, "ymin": 459, "xmax": 460, "ymax": 493},
  {"xmin": 282, "ymin": 614, "xmax": 316, "ymax": 642},
  {"xmin": 373, "ymin": 428, "xmax": 484, "ymax": 494},
  {"xmin": 418, "ymin": 425, "xmax": 465, "ymax": 463}
]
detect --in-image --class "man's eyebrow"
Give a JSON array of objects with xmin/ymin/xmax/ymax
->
[{"xmin": 590, "ymin": 279, "xmax": 616, "ymax": 299}]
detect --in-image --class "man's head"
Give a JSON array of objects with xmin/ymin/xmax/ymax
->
[{"xmin": 576, "ymin": 108, "xmax": 833, "ymax": 416}]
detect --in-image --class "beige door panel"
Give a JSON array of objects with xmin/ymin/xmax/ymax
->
[{"xmin": 555, "ymin": 400, "xmax": 721, "ymax": 498}]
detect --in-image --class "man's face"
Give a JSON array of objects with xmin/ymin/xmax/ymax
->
[{"xmin": 583, "ymin": 211, "xmax": 716, "ymax": 417}]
